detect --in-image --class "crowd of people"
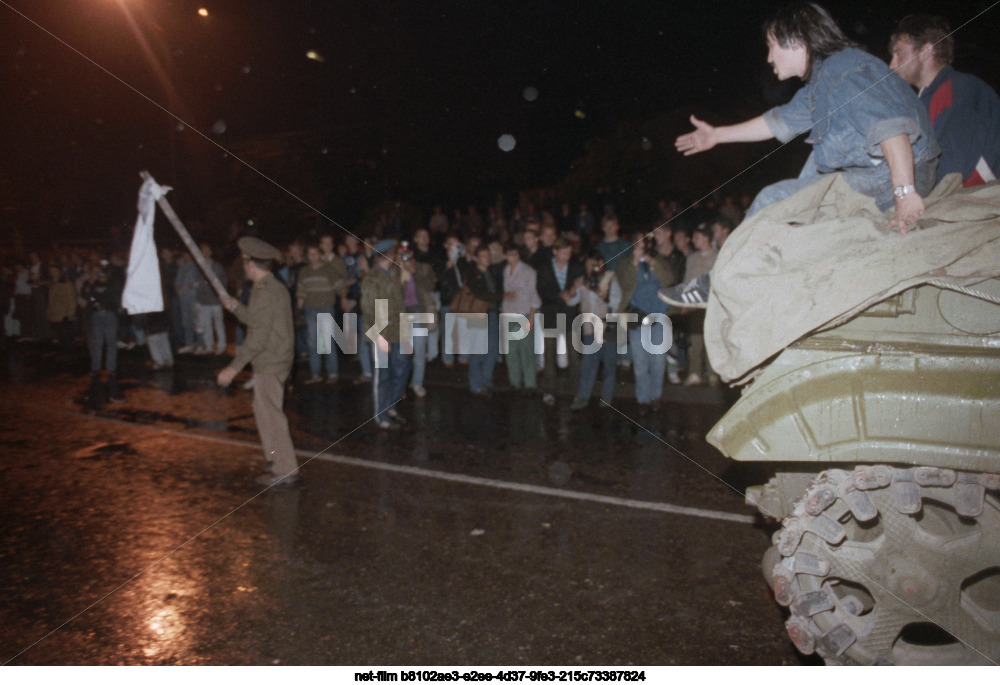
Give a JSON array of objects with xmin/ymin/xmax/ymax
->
[
  {"xmin": 0, "ymin": 190, "xmax": 739, "ymax": 415},
  {"xmin": 3, "ymin": 6, "xmax": 997, "ymax": 429}
]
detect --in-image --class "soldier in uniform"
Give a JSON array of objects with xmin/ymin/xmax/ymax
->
[{"xmin": 217, "ymin": 237, "xmax": 299, "ymax": 487}]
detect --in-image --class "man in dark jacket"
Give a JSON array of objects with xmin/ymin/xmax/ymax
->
[
  {"xmin": 535, "ymin": 238, "xmax": 585, "ymax": 405},
  {"xmin": 81, "ymin": 261, "xmax": 125, "ymax": 402},
  {"xmin": 464, "ymin": 245, "xmax": 504, "ymax": 395}
]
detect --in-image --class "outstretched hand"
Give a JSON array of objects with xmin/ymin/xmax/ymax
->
[{"xmin": 675, "ymin": 115, "xmax": 718, "ymax": 156}]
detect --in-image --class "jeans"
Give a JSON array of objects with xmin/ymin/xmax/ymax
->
[
  {"xmin": 467, "ymin": 310, "xmax": 499, "ymax": 392},
  {"xmin": 372, "ymin": 341, "xmax": 412, "ymax": 420},
  {"xmin": 747, "ymin": 152, "xmax": 938, "ymax": 217},
  {"xmin": 629, "ymin": 325, "xmax": 667, "ymax": 404},
  {"xmin": 196, "ymin": 303, "xmax": 225, "ymax": 351},
  {"xmin": 541, "ymin": 329, "xmax": 576, "ymax": 395},
  {"xmin": 505, "ymin": 330, "xmax": 537, "ymax": 389},
  {"xmin": 357, "ymin": 312, "xmax": 373, "ymax": 377},
  {"xmin": 575, "ymin": 329, "xmax": 618, "ymax": 402},
  {"xmin": 410, "ymin": 331, "xmax": 428, "ymax": 387},
  {"xmin": 304, "ymin": 306, "xmax": 338, "ymax": 377},
  {"xmin": 426, "ymin": 293, "xmax": 441, "ymax": 362},
  {"xmin": 441, "ymin": 305, "xmax": 469, "ymax": 364},
  {"xmin": 89, "ymin": 310, "xmax": 119, "ymax": 373},
  {"xmin": 178, "ymin": 295, "xmax": 197, "ymax": 347}
]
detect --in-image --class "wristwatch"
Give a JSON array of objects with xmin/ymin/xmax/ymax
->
[{"xmin": 893, "ymin": 184, "xmax": 916, "ymax": 198}]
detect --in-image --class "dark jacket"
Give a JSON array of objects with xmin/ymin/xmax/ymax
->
[
  {"xmin": 536, "ymin": 258, "xmax": 585, "ymax": 329},
  {"xmin": 466, "ymin": 266, "xmax": 503, "ymax": 312}
]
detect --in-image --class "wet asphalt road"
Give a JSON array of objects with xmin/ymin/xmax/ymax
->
[{"xmin": 0, "ymin": 342, "xmax": 811, "ymax": 665}]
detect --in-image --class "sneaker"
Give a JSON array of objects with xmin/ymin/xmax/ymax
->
[
  {"xmin": 242, "ymin": 377, "xmax": 255, "ymax": 390},
  {"xmin": 658, "ymin": 273, "xmax": 711, "ymax": 309},
  {"xmin": 542, "ymin": 393, "xmax": 556, "ymax": 406},
  {"xmin": 410, "ymin": 384, "xmax": 426, "ymax": 397},
  {"xmin": 177, "ymin": 345, "xmax": 195, "ymax": 354},
  {"xmin": 570, "ymin": 397, "xmax": 588, "ymax": 411},
  {"xmin": 194, "ymin": 346, "xmax": 211, "ymax": 355},
  {"xmin": 354, "ymin": 374, "xmax": 373, "ymax": 385},
  {"xmin": 668, "ymin": 371, "xmax": 682, "ymax": 385},
  {"xmin": 387, "ymin": 408, "xmax": 407, "ymax": 424},
  {"xmin": 325, "ymin": 374, "xmax": 339, "ymax": 385},
  {"xmin": 684, "ymin": 373, "xmax": 703, "ymax": 386},
  {"xmin": 376, "ymin": 418, "xmax": 399, "ymax": 430},
  {"xmin": 303, "ymin": 375, "xmax": 323, "ymax": 384},
  {"xmin": 214, "ymin": 346, "xmax": 227, "ymax": 355}
]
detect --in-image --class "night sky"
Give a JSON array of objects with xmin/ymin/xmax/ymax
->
[{"xmin": 2, "ymin": 0, "xmax": 998, "ymax": 244}]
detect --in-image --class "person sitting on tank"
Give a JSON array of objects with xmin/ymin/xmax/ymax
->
[
  {"xmin": 658, "ymin": 1, "xmax": 940, "ymax": 310},
  {"xmin": 888, "ymin": 14, "xmax": 1000, "ymax": 188}
]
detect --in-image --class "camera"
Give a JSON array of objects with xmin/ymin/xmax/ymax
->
[
  {"xmin": 448, "ymin": 243, "xmax": 465, "ymax": 262},
  {"xmin": 586, "ymin": 261, "xmax": 605, "ymax": 291}
]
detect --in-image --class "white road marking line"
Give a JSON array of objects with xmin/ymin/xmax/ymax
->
[
  {"xmin": 314, "ymin": 452, "xmax": 757, "ymax": 524},
  {"xmin": 22, "ymin": 401, "xmax": 758, "ymax": 525}
]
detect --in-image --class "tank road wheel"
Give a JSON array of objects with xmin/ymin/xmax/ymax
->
[{"xmin": 769, "ymin": 466, "xmax": 1000, "ymax": 665}]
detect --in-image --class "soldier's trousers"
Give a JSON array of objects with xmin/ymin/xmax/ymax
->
[{"xmin": 253, "ymin": 371, "xmax": 298, "ymax": 477}]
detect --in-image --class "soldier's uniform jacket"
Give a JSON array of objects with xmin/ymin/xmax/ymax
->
[
  {"xmin": 230, "ymin": 272, "xmax": 294, "ymax": 376},
  {"xmin": 360, "ymin": 265, "xmax": 404, "ymax": 344}
]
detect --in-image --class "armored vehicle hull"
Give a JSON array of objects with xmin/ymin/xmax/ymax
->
[{"xmin": 709, "ymin": 281, "xmax": 1000, "ymax": 665}]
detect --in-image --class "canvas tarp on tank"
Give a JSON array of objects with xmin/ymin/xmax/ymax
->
[{"xmin": 704, "ymin": 173, "xmax": 1000, "ymax": 384}]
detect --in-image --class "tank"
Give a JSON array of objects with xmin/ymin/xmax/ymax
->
[{"xmin": 708, "ymin": 278, "xmax": 1000, "ymax": 665}]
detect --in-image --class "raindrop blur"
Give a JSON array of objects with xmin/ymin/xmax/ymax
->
[
  {"xmin": 211, "ymin": 120, "xmax": 227, "ymax": 135},
  {"xmin": 241, "ymin": 64, "xmax": 251, "ymax": 74},
  {"xmin": 306, "ymin": 50, "xmax": 325, "ymax": 63},
  {"xmin": 641, "ymin": 137, "xmax": 653, "ymax": 151},
  {"xmin": 198, "ymin": 8, "xmax": 208, "ymax": 18},
  {"xmin": 522, "ymin": 86, "xmax": 538, "ymax": 102},
  {"xmin": 214, "ymin": 83, "xmax": 223, "ymax": 92},
  {"xmin": 175, "ymin": 123, "xmax": 185, "ymax": 132},
  {"xmin": 574, "ymin": 109, "xmax": 587, "ymax": 119},
  {"xmin": 548, "ymin": 461, "xmax": 572, "ymax": 487},
  {"xmin": 497, "ymin": 134, "xmax": 516, "ymax": 152}
]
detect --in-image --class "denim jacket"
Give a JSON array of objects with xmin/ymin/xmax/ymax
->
[{"xmin": 763, "ymin": 48, "xmax": 939, "ymax": 173}]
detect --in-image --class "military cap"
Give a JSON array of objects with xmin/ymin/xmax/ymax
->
[
  {"xmin": 238, "ymin": 236, "xmax": 282, "ymax": 261},
  {"xmin": 372, "ymin": 238, "xmax": 396, "ymax": 258}
]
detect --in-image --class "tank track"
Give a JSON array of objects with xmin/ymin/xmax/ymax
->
[{"xmin": 768, "ymin": 465, "xmax": 1000, "ymax": 665}]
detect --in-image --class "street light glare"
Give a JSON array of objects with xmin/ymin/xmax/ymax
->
[{"xmin": 198, "ymin": 8, "xmax": 209, "ymax": 17}]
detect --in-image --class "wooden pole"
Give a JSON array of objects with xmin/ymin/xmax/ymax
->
[{"xmin": 139, "ymin": 170, "xmax": 230, "ymax": 302}]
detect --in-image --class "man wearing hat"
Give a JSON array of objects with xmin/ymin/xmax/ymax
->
[
  {"xmin": 217, "ymin": 236, "xmax": 299, "ymax": 486},
  {"xmin": 361, "ymin": 239, "xmax": 411, "ymax": 429}
]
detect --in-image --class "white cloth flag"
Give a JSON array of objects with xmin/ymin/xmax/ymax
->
[{"xmin": 122, "ymin": 177, "xmax": 170, "ymax": 315}]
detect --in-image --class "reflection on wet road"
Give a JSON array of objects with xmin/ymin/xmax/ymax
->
[{"xmin": 0, "ymin": 346, "xmax": 806, "ymax": 665}]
